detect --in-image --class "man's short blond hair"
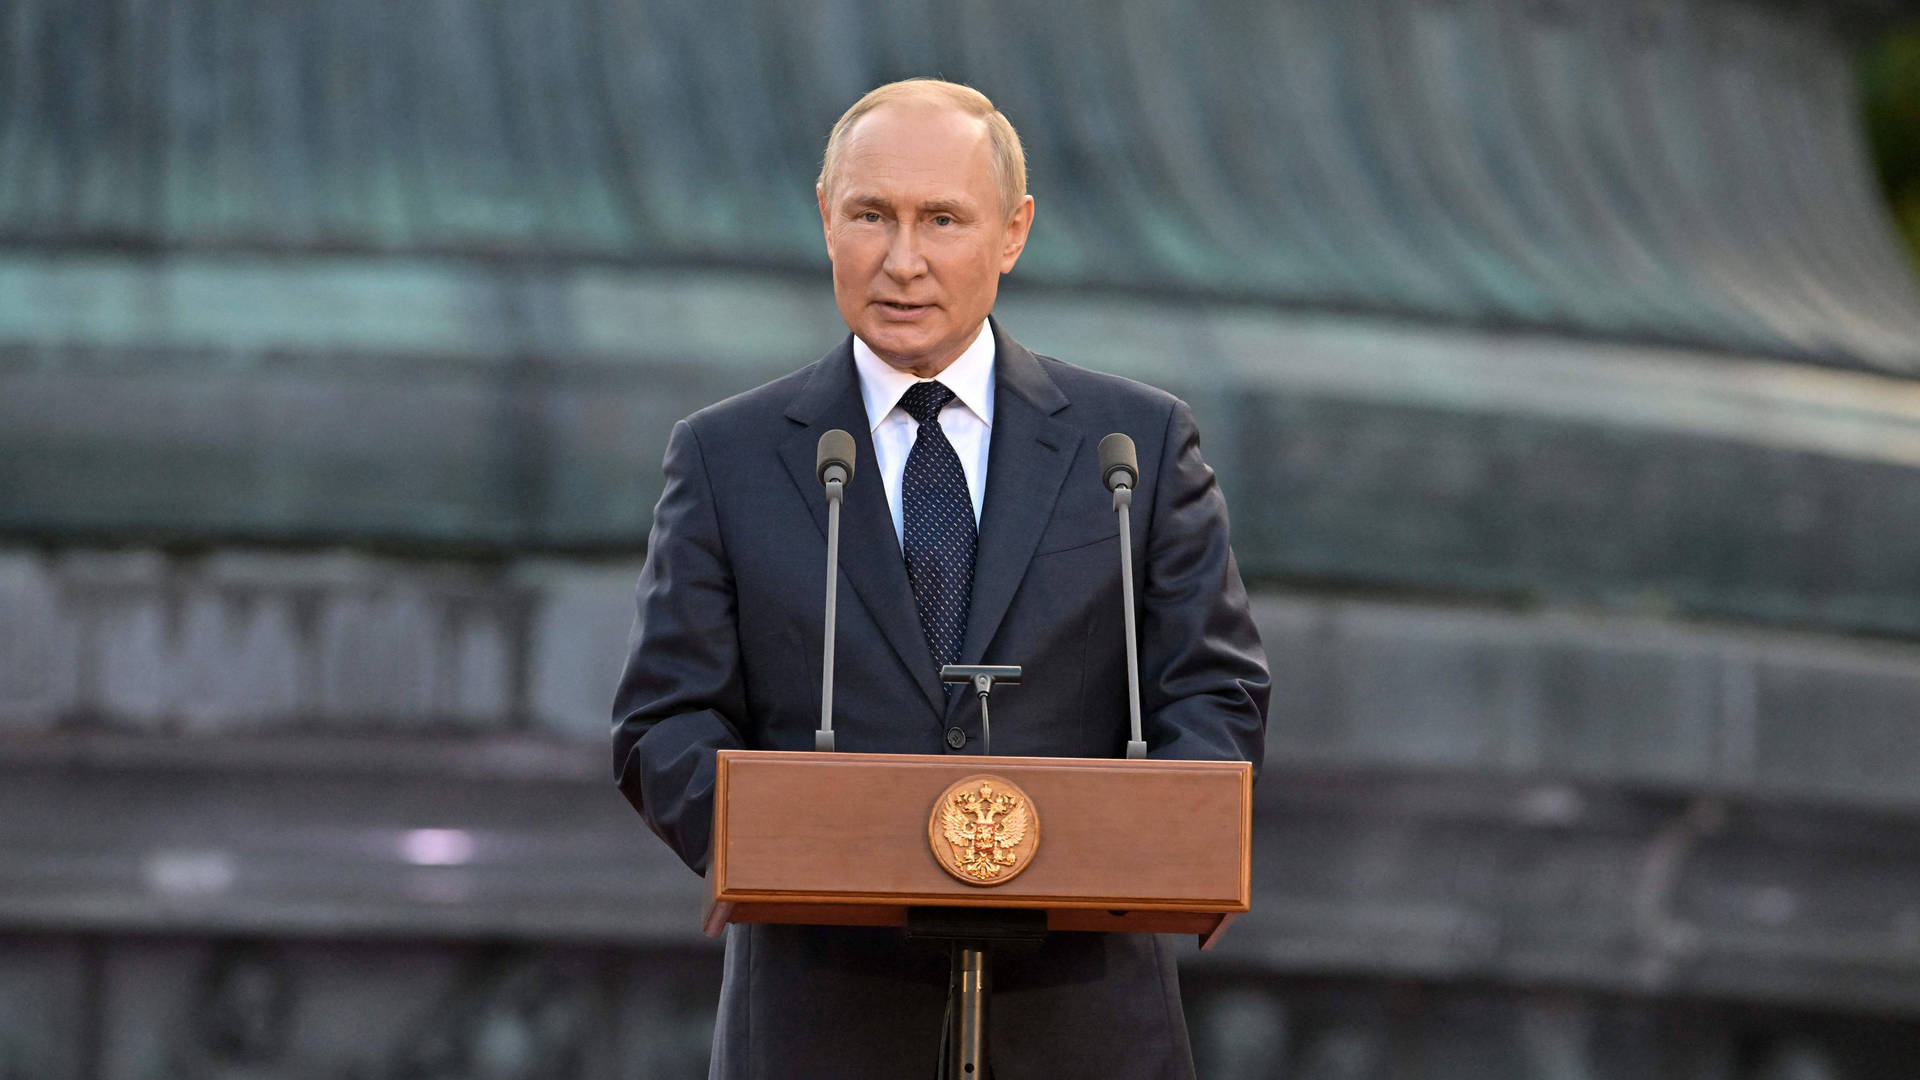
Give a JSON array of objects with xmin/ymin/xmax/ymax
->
[{"xmin": 817, "ymin": 78, "xmax": 1028, "ymax": 219}]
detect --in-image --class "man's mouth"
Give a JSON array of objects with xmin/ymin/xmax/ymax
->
[{"xmin": 877, "ymin": 301, "xmax": 931, "ymax": 313}]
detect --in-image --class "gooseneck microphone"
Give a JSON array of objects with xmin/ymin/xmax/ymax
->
[
  {"xmin": 940, "ymin": 665, "xmax": 1022, "ymax": 756},
  {"xmin": 1098, "ymin": 433, "xmax": 1148, "ymax": 760},
  {"xmin": 814, "ymin": 429, "xmax": 856, "ymax": 752}
]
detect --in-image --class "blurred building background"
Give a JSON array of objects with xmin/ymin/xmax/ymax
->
[{"xmin": 4, "ymin": 1, "xmax": 1920, "ymax": 1077}]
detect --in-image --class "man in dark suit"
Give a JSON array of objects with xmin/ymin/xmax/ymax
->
[{"xmin": 613, "ymin": 78, "xmax": 1269, "ymax": 1079}]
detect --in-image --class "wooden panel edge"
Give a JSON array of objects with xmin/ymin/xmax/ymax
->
[
  {"xmin": 724, "ymin": 902, "xmax": 909, "ymax": 929},
  {"xmin": 1198, "ymin": 912, "xmax": 1237, "ymax": 952},
  {"xmin": 717, "ymin": 750, "xmax": 1249, "ymax": 774},
  {"xmin": 702, "ymin": 898, "xmax": 734, "ymax": 938},
  {"xmin": 1242, "ymin": 761, "xmax": 1254, "ymax": 909},
  {"xmin": 711, "ymin": 889, "xmax": 1246, "ymax": 913},
  {"xmin": 712, "ymin": 903, "xmax": 1221, "ymax": 937},
  {"xmin": 709, "ymin": 751, "xmax": 732, "ymax": 910}
]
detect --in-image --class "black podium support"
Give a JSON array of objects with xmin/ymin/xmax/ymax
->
[
  {"xmin": 944, "ymin": 943, "xmax": 989, "ymax": 1078},
  {"xmin": 908, "ymin": 907, "xmax": 1048, "ymax": 1079}
]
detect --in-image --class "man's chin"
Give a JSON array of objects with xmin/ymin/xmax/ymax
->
[{"xmin": 859, "ymin": 328, "xmax": 947, "ymax": 372}]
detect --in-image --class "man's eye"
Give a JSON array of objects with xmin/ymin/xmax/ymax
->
[
  {"xmin": 859, "ymin": 211, "xmax": 882, "ymax": 223},
  {"xmin": 932, "ymin": 215, "xmax": 954, "ymax": 226}
]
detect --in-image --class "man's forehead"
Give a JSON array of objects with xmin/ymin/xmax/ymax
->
[
  {"xmin": 839, "ymin": 101, "xmax": 992, "ymax": 167},
  {"xmin": 847, "ymin": 98, "xmax": 989, "ymax": 134}
]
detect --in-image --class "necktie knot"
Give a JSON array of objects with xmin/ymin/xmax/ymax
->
[{"xmin": 898, "ymin": 381, "xmax": 956, "ymax": 426}]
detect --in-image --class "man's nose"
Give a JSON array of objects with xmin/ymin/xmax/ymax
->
[{"xmin": 883, "ymin": 224, "xmax": 927, "ymax": 280}]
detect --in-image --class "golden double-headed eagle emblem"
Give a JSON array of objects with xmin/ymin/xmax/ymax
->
[{"xmin": 928, "ymin": 776, "xmax": 1039, "ymax": 885}]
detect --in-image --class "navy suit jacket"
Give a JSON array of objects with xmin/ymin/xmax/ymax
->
[{"xmin": 613, "ymin": 320, "xmax": 1268, "ymax": 1079}]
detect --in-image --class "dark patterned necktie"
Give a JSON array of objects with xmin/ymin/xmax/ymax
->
[{"xmin": 897, "ymin": 381, "xmax": 977, "ymax": 677}]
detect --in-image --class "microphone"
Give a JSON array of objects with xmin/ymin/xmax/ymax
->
[
  {"xmin": 941, "ymin": 665, "xmax": 1022, "ymax": 756},
  {"xmin": 817, "ymin": 428, "xmax": 855, "ymax": 486},
  {"xmin": 1098, "ymin": 432, "xmax": 1137, "ymax": 492},
  {"xmin": 1099, "ymin": 433, "xmax": 1148, "ymax": 760},
  {"xmin": 814, "ymin": 430, "xmax": 855, "ymax": 752}
]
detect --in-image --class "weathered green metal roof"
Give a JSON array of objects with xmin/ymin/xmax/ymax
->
[{"xmin": 3, "ymin": 0, "xmax": 1918, "ymax": 369}]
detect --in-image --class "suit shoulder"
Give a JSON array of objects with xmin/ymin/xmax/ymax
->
[
  {"xmin": 1031, "ymin": 353, "xmax": 1183, "ymax": 416},
  {"xmin": 678, "ymin": 361, "xmax": 819, "ymax": 435}
]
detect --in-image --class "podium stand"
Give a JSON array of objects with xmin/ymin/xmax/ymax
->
[{"xmin": 704, "ymin": 749, "xmax": 1252, "ymax": 1076}]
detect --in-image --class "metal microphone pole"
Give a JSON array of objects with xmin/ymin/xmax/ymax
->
[
  {"xmin": 814, "ymin": 430, "xmax": 855, "ymax": 752},
  {"xmin": 1099, "ymin": 434, "xmax": 1149, "ymax": 760}
]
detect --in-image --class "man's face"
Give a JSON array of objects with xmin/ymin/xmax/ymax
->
[{"xmin": 818, "ymin": 102, "xmax": 1034, "ymax": 377}]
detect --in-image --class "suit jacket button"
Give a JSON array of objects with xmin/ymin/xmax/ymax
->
[{"xmin": 945, "ymin": 726, "xmax": 967, "ymax": 750}]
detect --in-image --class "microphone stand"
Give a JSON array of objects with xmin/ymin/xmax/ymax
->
[
  {"xmin": 814, "ymin": 432, "xmax": 854, "ymax": 752},
  {"xmin": 1110, "ymin": 476, "xmax": 1149, "ymax": 761},
  {"xmin": 815, "ymin": 471, "xmax": 843, "ymax": 752}
]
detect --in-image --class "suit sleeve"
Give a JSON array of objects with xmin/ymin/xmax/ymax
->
[
  {"xmin": 612, "ymin": 419, "xmax": 748, "ymax": 875},
  {"xmin": 1138, "ymin": 398, "xmax": 1271, "ymax": 775}
]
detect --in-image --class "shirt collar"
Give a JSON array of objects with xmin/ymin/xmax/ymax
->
[{"xmin": 852, "ymin": 321, "xmax": 996, "ymax": 433}]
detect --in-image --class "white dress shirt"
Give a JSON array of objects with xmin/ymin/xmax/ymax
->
[{"xmin": 852, "ymin": 322, "xmax": 995, "ymax": 549}]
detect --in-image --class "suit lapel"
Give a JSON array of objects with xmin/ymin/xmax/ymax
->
[
  {"xmin": 952, "ymin": 324, "xmax": 1080, "ymax": 717},
  {"xmin": 777, "ymin": 340, "xmax": 945, "ymax": 716}
]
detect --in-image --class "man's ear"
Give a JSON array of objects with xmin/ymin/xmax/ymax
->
[
  {"xmin": 817, "ymin": 184, "xmax": 835, "ymax": 260},
  {"xmin": 999, "ymin": 195, "xmax": 1035, "ymax": 274}
]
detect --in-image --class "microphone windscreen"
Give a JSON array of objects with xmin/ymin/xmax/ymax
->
[
  {"xmin": 1098, "ymin": 433, "xmax": 1138, "ymax": 490},
  {"xmin": 817, "ymin": 429, "xmax": 857, "ymax": 485}
]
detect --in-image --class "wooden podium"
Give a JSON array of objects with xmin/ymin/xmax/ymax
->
[{"xmin": 704, "ymin": 749, "xmax": 1252, "ymax": 949}]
